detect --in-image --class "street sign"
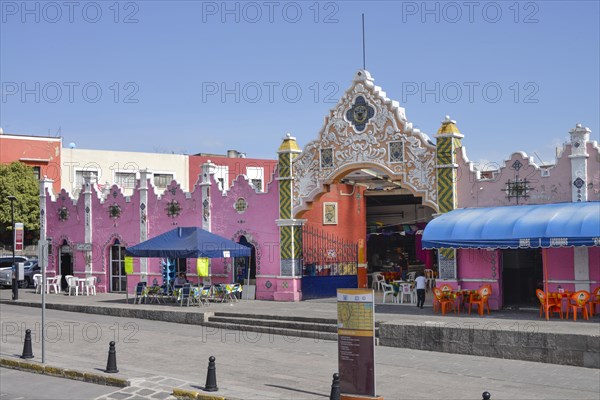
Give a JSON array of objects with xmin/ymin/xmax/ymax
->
[
  {"xmin": 75, "ymin": 243, "xmax": 92, "ymax": 251},
  {"xmin": 337, "ymin": 288, "xmax": 376, "ymax": 397},
  {"xmin": 14, "ymin": 223, "xmax": 24, "ymax": 253}
]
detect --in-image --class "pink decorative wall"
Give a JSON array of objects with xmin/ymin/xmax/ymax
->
[
  {"xmin": 210, "ymin": 173, "xmax": 280, "ymax": 300},
  {"xmin": 45, "ymin": 164, "xmax": 282, "ymax": 297},
  {"xmin": 449, "ymin": 140, "xmax": 600, "ymax": 309}
]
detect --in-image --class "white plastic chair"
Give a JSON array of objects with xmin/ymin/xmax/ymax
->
[
  {"xmin": 66, "ymin": 276, "xmax": 79, "ymax": 296},
  {"xmin": 84, "ymin": 277, "xmax": 97, "ymax": 295},
  {"xmin": 33, "ymin": 274, "xmax": 42, "ymax": 294},
  {"xmin": 47, "ymin": 275, "xmax": 61, "ymax": 294},
  {"xmin": 400, "ymin": 283, "xmax": 415, "ymax": 304},
  {"xmin": 381, "ymin": 282, "xmax": 396, "ymax": 304},
  {"xmin": 372, "ymin": 273, "xmax": 385, "ymax": 291},
  {"xmin": 407, "ymin": 271, "xmax": 417, "ymax": 281}
]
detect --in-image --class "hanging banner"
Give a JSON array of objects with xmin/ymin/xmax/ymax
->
[
  {"xmin": 14, "ymin": 223, "xmax": 24, "ymax": 253},
  {"xmin": 124, "ymin": 256, "xmax": 134, "ymax": 275},
  {"xmin": 337, "ymin": 288, "xmax": 376, "ymax": 397},
  {"xmin": 197, "ymin": 258, "xmax": 209, "ymax": 277}
]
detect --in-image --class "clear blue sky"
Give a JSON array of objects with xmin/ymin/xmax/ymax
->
[{"xmin": 1, "ymin": 1, "xmax": 598, "ymax": 167}]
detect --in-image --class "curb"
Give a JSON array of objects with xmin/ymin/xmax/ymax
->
[
  {"xmin": 171, "ymin": 388, "xmax": 227, "ymax": 400},
  {"xmin": 0, "ymin": 357, "xmax": 130, "ymax": 387}
]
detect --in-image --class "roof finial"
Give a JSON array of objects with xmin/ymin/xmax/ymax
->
[
  {"xmin": 362, "ymin": 14, "xmax": 366, "ymax": 70},
  {"xmin": 442, "ymin": 115, "xmax": 456, "ymax": 124}
]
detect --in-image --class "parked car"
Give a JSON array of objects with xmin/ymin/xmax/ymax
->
[
  {"xmin": 0, "ymin": 256, "xmax": 31, "ymax": 288},
  {"xmin": 21, "ymin": 260, "xmax": 41, "ymax": 288}
]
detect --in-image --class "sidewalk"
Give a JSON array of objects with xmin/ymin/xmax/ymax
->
[
  {"xmin": 1, "ymin": 299, "xmax": 599, "ymax": 400},
  {"xmin": 2, "ymin": 288, "xmax": 599, "ymax": 336}
]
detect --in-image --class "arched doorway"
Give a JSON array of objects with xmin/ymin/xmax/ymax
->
[
  {"xmin": 59, "ymin": 240, "xmax": 73, "ymax": 290},
  {"xmin": 236, "ymin": 235, "xmax": 256, "ymax": 284},
  {"xmin": 109, "ymin": 239, "xmax": 127, "ymax": 292},
  {"xmin": 276, "ymin": 70, "xmax": 439, "ymax": 301}
]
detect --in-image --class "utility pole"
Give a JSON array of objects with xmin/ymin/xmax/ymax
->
[{"xmin": 7, "ymin": 195, "xmax": 18, "ymax": 300}]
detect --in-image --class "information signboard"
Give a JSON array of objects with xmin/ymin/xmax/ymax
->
[
  {"xmin": 14, "ymin": 223, "xmax": 24, "ymax": 252},
  {"xmin": 337, "ymin": 288, "xmax": 375, "ymax": 397}
]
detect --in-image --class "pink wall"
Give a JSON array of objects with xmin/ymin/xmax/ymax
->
[
  {"xmin": 588, "ymin": 247, "xmax": 600, "ymax": 287},
  {"xmin": 586, "ymin": 142, "xmax": 600, "ymax": 202},
  {"xmin": 46, "ymin": 179, "xmax": 206, "ymax": 293},
  {"xmin": 46, "ymin": 164, "xmax": 283, "ymax": 297},
  {"xmin": 47, "ymin": 189, "xmax": 85, "ymax": 282},
  {"xmin": 455, "ymin": 249, "xmax": 501, "ymax": 309},
  {"xmin": 91, "ymin": 184, "xmax": 143, "ymax": 293},
  {"xmin": 210, "ymin": 171, "xmax": 280, "ymax": 299},
  {"xmin": 546, "ymin": 248, "xmax": 574, "ymax": 291},
  {"xmin": 457, "ymin": 149, "xmax": 573, "ymax": 208}
]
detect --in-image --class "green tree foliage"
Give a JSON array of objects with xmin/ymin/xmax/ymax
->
[{"xmin": 0, "ymin": 162, "xmax": 40, "ymax": 233}]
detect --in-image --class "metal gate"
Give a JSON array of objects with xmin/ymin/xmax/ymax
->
[{"xmin": 301, "ymin": 225, "xmax": 358, "ymax": 299}]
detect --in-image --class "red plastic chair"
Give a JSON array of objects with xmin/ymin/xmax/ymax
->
[
  {"xmin": 566, "ymin": 290, "xmax": 591, "ymax": 321},
  {"xmin": 588, "ymin": 286, "xmax": 600, "ymax": 317},
  {"xmin": 468, "ymin": 285, "xmax": 492, "ymax": 316},
  {"xmin": 433, "ymin": 287, "xmax": 454, "ymax": 315},
  {"xmin": 535, "ymin": 289, "xmax": 562, "ymax": 320}
]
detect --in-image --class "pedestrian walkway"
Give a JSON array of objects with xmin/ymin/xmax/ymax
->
[
  {"xmin": 1, "ymin": 303, "xmax": 599, "ymax": 400},
  {"xmin": 2, "ymin": 288, "xmax": 598, "ymax": 335},
  {"xmin": 2, "ymin": 288, "xmax": 599, "ymax": 370}
]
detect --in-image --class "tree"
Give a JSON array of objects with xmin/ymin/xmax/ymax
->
[{"xmin": 0, "ymin": 162, "xmax": 40, "ymax": 237}]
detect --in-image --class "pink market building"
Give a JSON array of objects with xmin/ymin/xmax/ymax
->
[{"xmin": 39, "ymin": 70, "xmax": 599, "ymax": 306}]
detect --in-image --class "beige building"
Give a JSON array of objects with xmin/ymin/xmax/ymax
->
[{"xmin": 61, "ymin": 147, "xmax": 190, "ymax": 197}]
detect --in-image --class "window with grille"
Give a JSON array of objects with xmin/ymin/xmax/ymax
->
[
  {"xmin": 251, "ymin": 179, "xmax": 263, "ymax": 192},
  {"xmin": 389, "ymin": 141, "xmax": 404, "ymax": 162},
  {"xmin": 320, "ymin": 148, "xmax": 333, "ymax": 168},
  {"xmin": 115, "ymin": 172, "xmax": 136, "ymax": 188},
  {"xmin": 32, "ymin": 166, "xmax": 41, "ymax": 180},
  {"xmin": 215, "ymin": 166, "xmax": 229, "ymax": 191},
  {"xmin": 246, "ymin": 167, "xmax": 264, "ymax": 192},
  {"xmin": 75, "ymin": 170, "xmax": 98, "ymax": 195},
  {"xmin": 153, "ymin": 174, "xmax": 173, "ymax": 188}
]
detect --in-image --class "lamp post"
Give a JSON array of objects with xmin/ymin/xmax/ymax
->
[{"xmin": 7, "ymin": 195, "xmax": 17, "ymax": 300}]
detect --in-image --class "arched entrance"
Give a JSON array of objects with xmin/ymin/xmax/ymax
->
[
  {"xmin": 236, "ymin": 235, "xmax": 256, "ymax": 284},
  {"xmin": 109, "ymin": 239, "xmax": 127, "ymax": 292},
  {"xmin": 276, "ymin": 70, "xmax": 439, "ymax": 300},
  {"xmin": 59, "ymin": 239, "xmax": 73, "ymax": 290}
]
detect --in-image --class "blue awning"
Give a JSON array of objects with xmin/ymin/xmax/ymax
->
[
  {"xmin": 125, "ymin": 227, "xmax": 251, "ymax": 258},
  {"xmin": 422, "ymin": 202, "xmax": 600, "ymax": 249}
]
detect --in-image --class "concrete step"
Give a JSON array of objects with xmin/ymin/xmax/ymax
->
[
  {"xmin": 208, "ymin": 315, "xmax": 339, "ymax": 333},
  {"xmin": 212, "ymin": 311, "xmax": 382, "ymax": 328},
  {"xmin": 201, "ymin": 320, "xmax": 339, "ymax": 341},
  {"xmin": 205, "ymin": 313, "xmax": 380, "ymax": 342},
  {"xmin": 212, "ymin": 311, "xmax": 338, "ymax": 325}
]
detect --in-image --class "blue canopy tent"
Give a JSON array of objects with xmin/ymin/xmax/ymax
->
[
  {"xmin": 422, "ymin": 202, "xmax": 600, "ymax": 308},
  {"xmin": 126, "ymin": 227, "xmax": 252, "ymax": 292},
  {"xmin": 125, "ymin": 227, "xmax": 251, "ymax": 258}
]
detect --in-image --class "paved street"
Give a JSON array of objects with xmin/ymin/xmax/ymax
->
[
  {"xmin": 0, "ymin": 367, "xmax": 116, "ymax": 399},
  {"xmin": 1, "ymin": 304, "xmax": 599, "ymax": 399}
]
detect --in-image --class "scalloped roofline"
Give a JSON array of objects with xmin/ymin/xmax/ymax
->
[
  {"xmin": 214, "ymin": 170, "xmax": 278, "ymax": 196},
  {"xmin": 460, "ymin": 138, "xmax": 600, "ymax": 179}
]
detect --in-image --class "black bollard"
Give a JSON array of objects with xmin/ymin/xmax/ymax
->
[
  {"xmin": 20, "ymin": 329, "xmax": 34, "ymax": 359},
  {"xmin": 482, "ymin": 391, "xmax": 491, "ymax": 400},
  {"xmin": 329, "ymin": 373, "xmax": 340, "ymax": 400},
  {"xmin": 105, "ymin": 341, "xmax": 119, "ymax": 373},
  {"xmin": 204, "ymin": 356, "xmax": 218, "ymax": 392}
]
